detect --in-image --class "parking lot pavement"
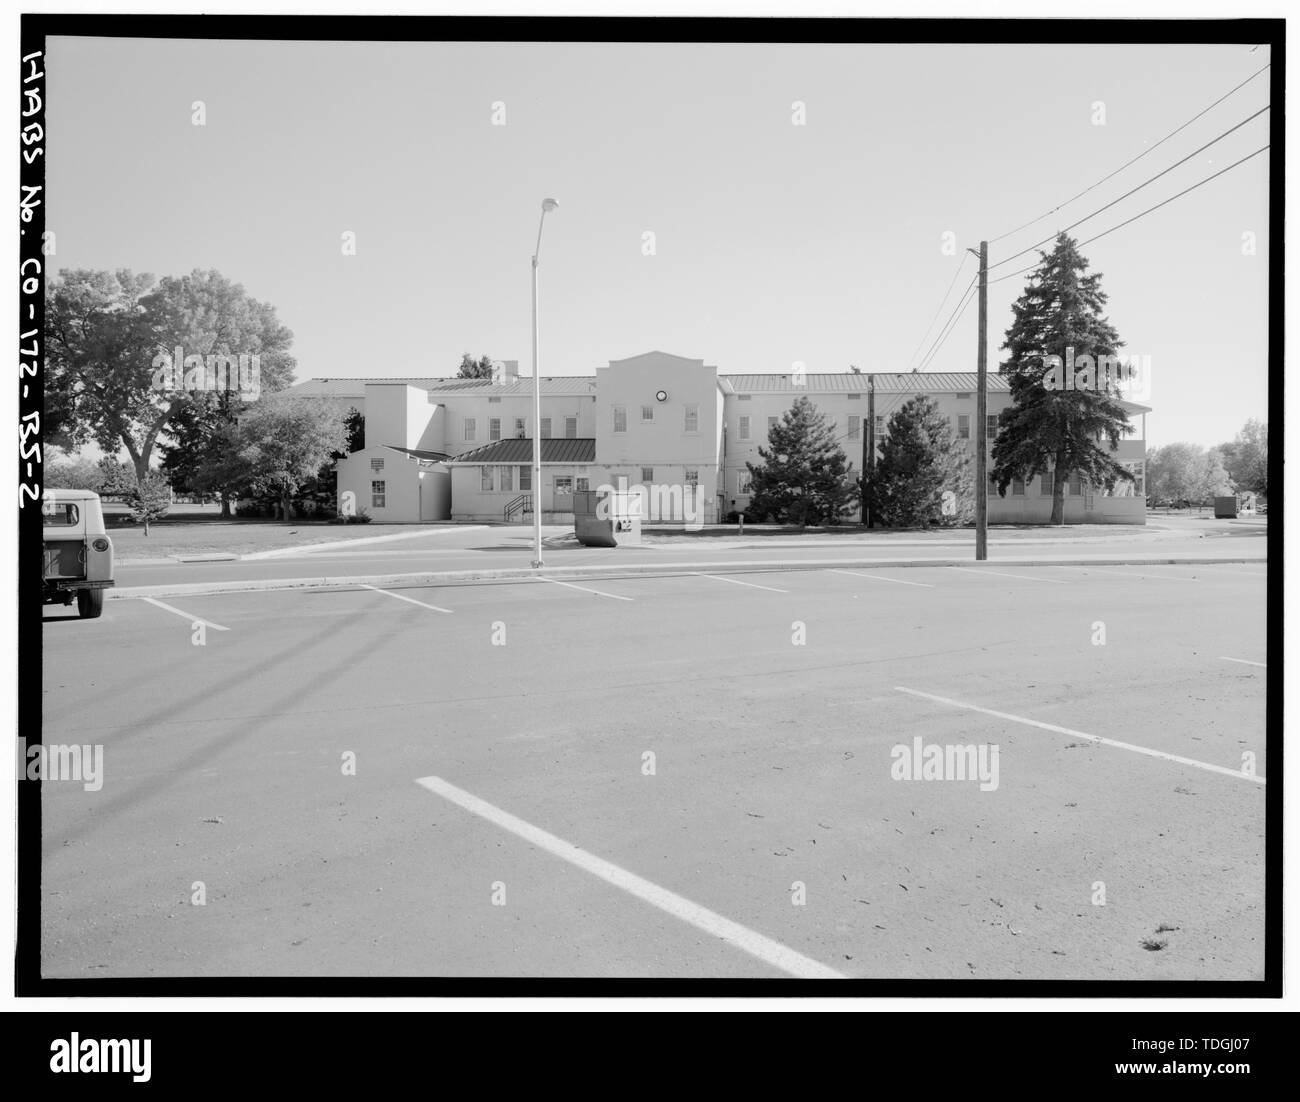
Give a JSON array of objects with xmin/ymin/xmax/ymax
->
[
  {"xmin": 41, "ymin": 564, "xmax": 1266, "ymax": 979},
  {"xmin": 110, "ymin": 525, "xmax": 1267, "ymax": 592}
]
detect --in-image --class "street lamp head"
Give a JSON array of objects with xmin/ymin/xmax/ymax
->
[{"xmin": 542, "ymin": 198, "xmax": 559, "ymax": 213}]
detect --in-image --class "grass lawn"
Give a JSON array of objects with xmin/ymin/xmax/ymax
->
[{"xmin": 102, "ymin": 503, "xmax": 439, "ymax": 561}]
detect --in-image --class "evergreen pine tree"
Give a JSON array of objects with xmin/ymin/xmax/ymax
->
[
  {"xmin": 865, "ymin": 394, "xmax": 972, "ymax": 528},
  {"xmin": 746, "ymin": 396, "xmax": 858, "ymax": 526},
  {"xmin": 994, "ymin": 233, "xmax": 1136, "ymax": 523}
]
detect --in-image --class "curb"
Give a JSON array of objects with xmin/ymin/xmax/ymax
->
[{"xmin": 108, "ymin": 554, "xmax": 1266, "ymax": 600}]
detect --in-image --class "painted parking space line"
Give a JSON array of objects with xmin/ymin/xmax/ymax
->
[
  {"xmin": 360, "ymin": 583, "xmax": 454, "ymax": 614},
  {"xmin": 541, "ymin": 577, "xmax": 634, "ymax": 601},
  {"xmin": 894, "ymin": 686, "xmax": 1264, "ymax": 785},
  {"xmin": 1076, "ymin": 568, "xmax": 1196, "ymax": 582},
  {"xmin": 949, "ymin": 567, "xmax": 1066, "ymax": 584},
  {"xmin": 415, "ymin": 774, "xmax": 845, "ymax": 979},
  {"xmin": 1219, "ymin": 656, "xmax": 1266, "ymax": 668},
  {"xmin": 694, "ymin": 573, "xmax": 789, "ymax": 594},
  {"xmin": 829, "ymin": 569, "xmax": 934, "ymax": 589},
  {"xmin": 139, "ymin": 597, "xmax": 230, "ymax": 631}
]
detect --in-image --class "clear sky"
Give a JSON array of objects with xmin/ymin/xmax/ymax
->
[{"xmin": 45, "ymin": 36, "xmax": 1270, "ymax": 448}]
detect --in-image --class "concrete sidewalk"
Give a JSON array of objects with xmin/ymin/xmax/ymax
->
[{"xmin": 109, "ymin": 550, "xmax": 1266, "ymax": 600}]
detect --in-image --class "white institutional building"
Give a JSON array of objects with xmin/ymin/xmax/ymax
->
[{"xmin": 287, "ymin": 350, "xmax": 1150, "ymax": 526}]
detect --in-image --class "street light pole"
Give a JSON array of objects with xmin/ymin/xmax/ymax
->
[
  {"xmin": 531, "ymin": 198, "xmax": 558, "ymax": 569},
  {"xmin": 968, "ymin": 241, "xmax": 989, "ymax": 561}
]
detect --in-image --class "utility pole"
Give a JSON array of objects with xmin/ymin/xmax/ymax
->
[
  {"xmin": 968, "ymin": 240, "xmax": 989, "ymax": 560},
  {"xmin": 864, "ymin": 375, "xmax": 875, "ymax": 528}
]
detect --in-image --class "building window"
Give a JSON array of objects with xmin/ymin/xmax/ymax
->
[
  {"xmin": 370, "ymin": 457, "xmax": 384, "ymax": 471},
  {"xmin": 515, "ymin": 418, "xmax": 526, "ymax": 438},
  {"xmin": 848, "ymin": 415, "xmax": 860, "ymax": 440},
  {"xmin": 684, "ymin": 405, "xmax": 698, "ymax": 433},
  {"xmin": 641, "ymin": 405, "xmax": 654, "ymax": 422},
  {"xmin": 541, "ymin": 418, "xmax": 551, "ymax": 439},
  {"xmin": 489, "ymin": 418, "xmax": 501, "ymax": 441},
  {"xmin": 554, "ymin": 476, "xmax": 573, "ymax": 496},
  {"xmin": 463, "ymin": 418, "xmax": 476, "ymax": 441},
  {"xmin": 875, "ymin": 416, "xmax": 885, "ymax": 436},
  {"xmin": 1040, "ymin": 471, "xmax": 1054, "ymax": 496},
  {"xmin": 481, "ymin": 466, "xmax": 494, "ymax": 492},
  {"xmin": 565, "ymin": 416, "xmax": 577, "ymax": 439},
  {"xmin": 739, "ymin": 416, "xmax": 751, "ymax": 440},
  {"xmin": 958, "ymin": 414, "xmax": 970, "ymax": 440},
  {"xmin": 520, "ymin": 465, "xmax": 531, "ymax": 491},
  {"xmin": 1012, "ymin": 478, "xmax": 1025, "ymax": 496},
  {"xmin": 738, "ymin": 394, "xmax": 751, "ymax": 401},
  {"xmin": 987, "ymin": 414, "xmax": 999, "ymax": 436},
  {"xmin": 767, "ymin": 416, "xmax": 778, "ymax": 433},
  {"xmin": 640, "ymin": 467, "xmax": 654, "ymax": 484},
  {"xmin": 613, "ymin": 405, "xmax": 626, "ymax": 433},
  {"xmin": 1069, "ymin": 473, "xmax": 1082, "ymax": 496},
  {"xmin": 488, "ymin": 396, "xmax": 501, "ymax": 404},
  {"xmin": 955, "ymin": 392, "xmax": 971, "ymax": 399},
  {"xmin": 500, "ymin": 465, "xmax": 513, "ymax": 492},
  {"xmin": 848, "ymin": 392, "xmax": 861, "ymax": 400},
  {"xmin": 738, "ymin": 471, "xmax": 752, "ymax": 495},
  {"xmin": 576, "ymin": 476, "xmax": 590, "ymax": 492},
  {"xmin": 685, "ymin": 468, "xmax": 699, "ymax": 488},
  {"xmin": 371, "ymin": 480, "xmax": 386, "ymax": 508}
]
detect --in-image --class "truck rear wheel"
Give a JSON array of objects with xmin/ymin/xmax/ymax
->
[{"xmin": 76, "ymin": 588, "xmax": 104, "ymax": 619}]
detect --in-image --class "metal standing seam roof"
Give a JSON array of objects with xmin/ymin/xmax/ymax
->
[
  {"xmin": 446, "ymin": 438, "xmax": 597, "ymax": 464},
  {"xmin": 383, "ymin": 445, "xmax": 453, "ymax": 462},
  {"xmin": 720, "ymin": 373, "xmax": 1011, "ymax": 393}
]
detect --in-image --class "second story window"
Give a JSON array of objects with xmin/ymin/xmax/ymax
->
[
  {"xmin": 464, "ymin": 418, "xmax": 476, "ymax": 441},
  {"xmin": 565, "ymin": 416, "xmax": 577, "ymax": 438},
  {"xmin": 489, "ymin": 418, "xmax": 501, "ymax": 441},
  {"xmin": 613, "ymin": 406, "xmax": 626, "ymax": 433},
  {"xmin": 957, "ymin": 415, "xmax": 970, "ymax": 440},
  {"xmin": 641, "ymin": 405, "xmax": 654, "ymax": 422},
  {"xmin": 848, "ymin": 415, "xmax": 860, "ymax": 440},
  {"xmin": 540, "ymin": 418, "xmax": 552, "ymax": 439},
  {"xmin": 739, "ymin": 416, "xmax": 750, "ymax": 440},
  {"xmin": 684, "ymin": 405, "xmax": 698, "ymax": 433}
]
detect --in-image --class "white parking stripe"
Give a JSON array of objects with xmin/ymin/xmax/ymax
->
[
  {"xmin": 1219, "ymin": 656, "xmax": 1266, "ymax": 668},
  {"xmin": 894, "ymin": 686, "xmax": 1265, "ymax": 785},
  {"xmin": 360, "ymin": 583, "xmax": 453, "ymax": 614},
  {"xmin": 1078, "ymin": 568, "xmax": 1195, "ymax": 582},
  {"xmin": 541, "ymin": 578, "xmax": 634, "ymax": 601},
  {"xmin": 695, "ymin": 573, "xmax": 788, "ymax": 594},
  {"xmin": 949, "ymin": 567, "xmax": 1065, "ymax": 584},
  {"xmin": 829, "ymin": 569, "xmax": 934, "ymax": 589},
  {"xmin": 139, "ymin": 597, "xmax": 230, "ymax": 631},
  {"xmin": 415, "ymin": 774, "xmax": 845, "ymax": 979}
]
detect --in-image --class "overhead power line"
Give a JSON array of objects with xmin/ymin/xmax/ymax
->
[
  {"xmin": 916, "ymin": 277, "xmax": 979, "ymax": 372},
  {"xmin": 903, "ymin": 253, "xmax": 971, "ymax": 372},
  {"xmin": 988, "ymin": 105, "xmax": 1270, "ymax": 271},
  {"xmin": 988, "ymin": 61, "xmax": 1271, "ymax": 246},
  {"xmin": 987, "ymin": 144, "xmax": 1270, "ymax": 288}
]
